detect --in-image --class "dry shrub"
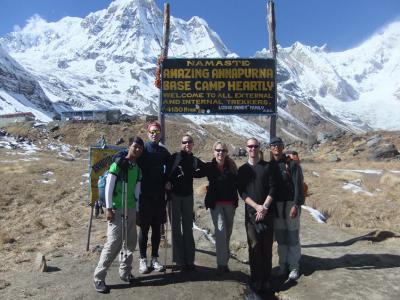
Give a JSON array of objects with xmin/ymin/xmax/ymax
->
[
  {"xmin": 379, "ymin": 173, "xmax": 400, "ymax": 194},
  {"xmin": 34, "ymin": 218, "xmax": 47, "ymax": 230},
  {"xmin": 331, "ymin": 170, "xmax": 363, "ymax": 182},
  {"xmin": 23, "ymin": 190, "xmax": 34, "ymax": 199},
  {"xmin": 0, "ymin": 232, "xmax": 16, "ymax": 245},
  {"xmin": 0, "ymin": 279, "xmax": 11, "ymax": 290},
  {"xmin": 320, "ymin": 207, "xmax": 332, "ymax": 221},
  {"xmin": 56, "ymin": 218, "xmax": 72, "ymax": 230}
]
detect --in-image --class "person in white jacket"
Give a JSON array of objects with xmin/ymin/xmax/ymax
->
[{"xmin": 93, "ymin": 137, "xmax": 143, "ymax": 293}]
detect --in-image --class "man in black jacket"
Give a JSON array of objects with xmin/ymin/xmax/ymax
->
[
  {"xmin": 238, "ymin": 137, "xmax": 276, "ymax": 294},
  {"xmin": 137, "ymin": 121, "xmax": 170, "ymax": 274},
  {"xmin": 270, "ymin": 136, "xmax": 304, "ymax": 281},
  {"xmin": 166, "ymin": 134, "xmax": 201, "ymax": 270}
]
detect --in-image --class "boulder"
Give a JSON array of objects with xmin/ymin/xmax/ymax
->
[
  {"xmin": 366, "ymin": 134, "xmax": 382, "ymax": 148},
  {"xmin": 34, "ymin": 253, "xmax": 47, "ymax": 272},
  {"xmin": 369, "ymin": 143, "xmax": 399, "ymax": 160},
  {"xmin": 328, "ymin": 154, "xmax": 341, "ymax": 162}
]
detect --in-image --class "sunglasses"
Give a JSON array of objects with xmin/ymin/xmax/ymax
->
[
  {"xmin": 246, "ymin": 144, "xmax": 259, "ymax": 149},
  {"xmin": 148, "ymin": 130, "xmax": 161, "ymax": 135},
  {"xmin": 182, "ymin": 140, "xmax": 193, "ymax": 145},
  {"xmin": 214, "ymin": 148, "xmax": 227, "ymax": 153},
  {"xmin": 270, "ymin": 144, "xmax": 283, "ymax": 148}
]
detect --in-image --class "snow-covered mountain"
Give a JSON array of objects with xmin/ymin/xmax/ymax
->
[
  {"xmin": 0, "ymin": 46, "xmax": 56, "ymax": 120},
  {"xmin": 0, "ymin": 0, "xmax": 230, "ymax": 115},
  {"xmin": 256, "ymin": 21, "xmax": 400, "ymax": 131},
  {"xmin": 1, "ymin": 0, "xmax": 399, "ymax": 140}
]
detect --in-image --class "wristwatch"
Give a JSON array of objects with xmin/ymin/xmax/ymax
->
[{"xmin": 263, "ymin": 203, "xmax": 269, "ymax": 210}]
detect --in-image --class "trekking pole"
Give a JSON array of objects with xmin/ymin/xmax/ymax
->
[
  {"xmin": 169, "ymin": 197, "xmax": 174, "ymax": 272},
  {"xmin": 163, "ymin": 198, "xmax": 170, "ymax": 274},
  {"xmin": 124, "ymin": 169, "xmax": 128, "ymax": 259},
  {"xmin": 120, "ymin": 168, "xmax": 128, "ymax": 261}
]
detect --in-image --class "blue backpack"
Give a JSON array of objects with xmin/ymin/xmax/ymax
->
[
  {"xmin": 97, "ymin": 150, "xmax": 128, "ymax": 205},
  {"xmin": 97, "ymin": 171, "xmax": 109, "ymax": 205}
]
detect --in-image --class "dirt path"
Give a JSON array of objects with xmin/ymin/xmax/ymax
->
[
  {"xmin": 276, "ymin": 212, "xmax": 400, "ymax": 300},
  {"xmin": 1, "ymin": 208, "xmax": 399, "ymax": 300}
]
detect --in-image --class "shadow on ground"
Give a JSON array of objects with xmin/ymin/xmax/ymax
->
[
  {"xmin": 302, "ymin": 230, "xmax": 400, "ymax": 248},
  {"xmin": 108, "ymin": 265, "xmax": 248, "ymax": 289},
  {"xmin": 300, "ymin": 253, "xmax": 400, "ymax": 276}
]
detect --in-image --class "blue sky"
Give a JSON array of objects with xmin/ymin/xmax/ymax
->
[{"xmin": 0, "ymin": 0, "xmax": 399, "ymax": 56}]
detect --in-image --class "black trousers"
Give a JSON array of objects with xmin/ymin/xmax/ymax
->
[
  {"xmin": 245, "ymin": 215, "xmax": 274, "ymax": 284},
  {"xmin": 137, "ymin": 193, "xmax": 166, "ymax": 258},
  {"xmin": 138, "ymin": 223, "xmax": 161, "ymax": 258}
]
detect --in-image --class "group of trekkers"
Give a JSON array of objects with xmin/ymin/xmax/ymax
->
[{"xmin": 93, "ymin": 121, "xmax": 305, "ymax": 295}]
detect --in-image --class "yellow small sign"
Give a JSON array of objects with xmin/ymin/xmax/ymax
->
[{"xmin": 88, "ymin": 146, "xmax": 125, "ymax": 206}]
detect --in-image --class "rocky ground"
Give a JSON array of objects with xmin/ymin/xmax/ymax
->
[{"xmin": 0, "ymin": 121, "xmax": 399, "ymax": 300}]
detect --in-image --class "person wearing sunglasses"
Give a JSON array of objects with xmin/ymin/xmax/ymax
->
[
  {"xmin": 270, "ymin": 136, "xmax": 304, "ymax": 282},
  {"xmin": 197, "ymin": 141, "xmax": 238, "ymax": 275},
  {"xmin": 136, "ymin": 121, "xmax": 171, "ymax": 274},
  {"xmin": 237, "ymin": 137, "xmax": 276, "ymax": 295},
  {"xmin": 165, "ymin": 134, "xmax": 202, "ymax": 271}
]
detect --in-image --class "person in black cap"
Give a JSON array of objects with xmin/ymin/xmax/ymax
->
[{"xmin": 270, "ymin": 136, "xmax": 304, "ymax": 281}]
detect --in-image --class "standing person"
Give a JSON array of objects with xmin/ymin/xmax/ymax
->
[
  {"xmin": 199, "ymin": 141, "xmax": 238, "ymax": 275},
  {"xmin": 93, "ymin": 137, "xmax": 144, "ymax": 293},
  {"xmin": 166, "ymin": 134, "xmax": 201, "ymax": 271},
  {"xmin": 237, "ymin": 138, "xmax": 276, "ymax": 294},
  {"xmin": 137, "ymin": 121, "xmax": 170, "ymax": 274},
  {"xmin": 270, "ymin": 137, "xmax": 304, "ymax": 281}
]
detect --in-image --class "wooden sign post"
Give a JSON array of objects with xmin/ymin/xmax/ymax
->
[{"xmin": 267, "ymin": 0, "xmax": 277, "ymax": 139}]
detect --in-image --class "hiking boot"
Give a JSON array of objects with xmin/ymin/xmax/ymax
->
[
  {"xmin": 139, "ymin": 258, "xmax": 149, "ymax": 274},
  {"xmin": 94, "ymin": 280, "xmax": 109, "ymax": 293},
  {"xmin": 120, "ymin": 273, "xmax": 136, "ymax": 283},
  {"xmin": 288, "ymin": 269, "xmax": 300, "ymax": 281},
  {"xmin": 151, "ymin": 257, "xmax": 165, "ymax": 272}
]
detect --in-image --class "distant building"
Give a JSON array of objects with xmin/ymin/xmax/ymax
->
[
  {"xmin": 60, "ymin": 109, "xmax": 121, "ymax": 122},
  {"xmin": 0, "ymin": 112, "xmax": 35, "ymax": 126}
]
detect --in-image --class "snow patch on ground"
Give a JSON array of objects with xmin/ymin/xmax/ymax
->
[
  {"xmin": 312, "ymin": 171, "xmax": 320, "ymax": 177},
  {"xmin": 0, "ymin": 135, "xmax": 39, "ymax": 154},
  {"xmin": 302, "ymin": 205, "xmax": 326, "ymax": 223},
  {"xmin": 342, "ymin": 180, "xmax": 374, "ymax": 196},
  {"xmin": 193, "ymin": 223, "xmax": 216, "ymax": 245},
  {"xmin": 334, "ymin": 168, "xmax": 383, "ymax": 175}
]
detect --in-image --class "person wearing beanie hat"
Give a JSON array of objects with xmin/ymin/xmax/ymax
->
[
  {"xmin": 270, "ymin": 137, "xmax": 304, "ymax": 282},
  {"xmin": 136, "ymin": 122, "xmax": 171, "ymax": 274},
  {"xmin": 147, "ymin": 121, "xmax": 161, "ymax": 132},
  {"xmin": 93, "ymin": 137, "xmax": 144, "ymax": 293}
]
